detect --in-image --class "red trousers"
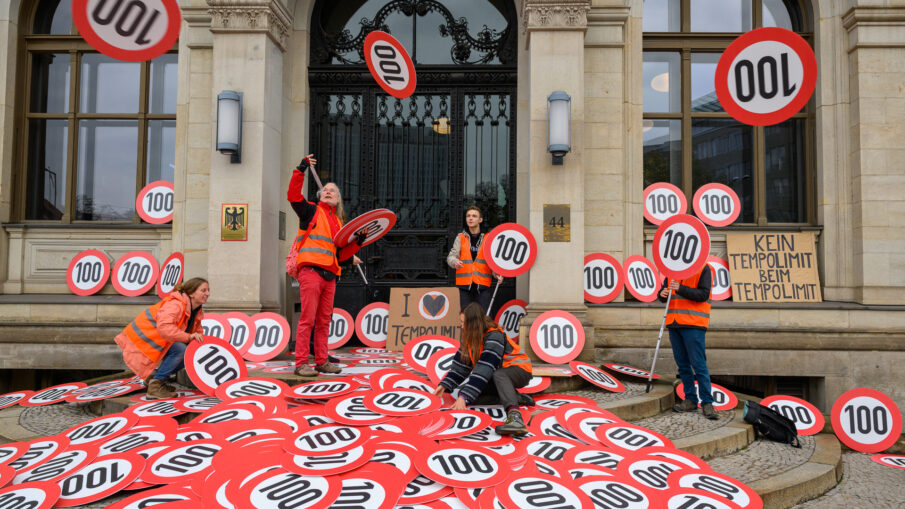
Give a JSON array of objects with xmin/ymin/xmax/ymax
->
[{"xmin": 294, "ymin": 266, "xmax": 336, "ymax": 366}]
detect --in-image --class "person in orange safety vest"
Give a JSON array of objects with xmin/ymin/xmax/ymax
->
[
  {"xmin": 658, "ymin": 265, "xmax": 718, "ymax": 420},
  {"xmin": 434, "ymin": 302, "xmax": 534, "ymax": 435},
  {"xmin": 446, "ymin": 206, "xmax": 503, "ymax": 312},
  {"xmin": 114, "ymin": 278, "xmax": 209, "ymax": 400}
]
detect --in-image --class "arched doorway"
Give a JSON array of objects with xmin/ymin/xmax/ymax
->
[{"xmin": 308, "ymin": 0, "xmax": 518, "ymax": 316}]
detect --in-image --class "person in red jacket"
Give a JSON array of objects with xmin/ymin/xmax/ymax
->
[{"xmin": 288, "ymin": 154, "xmax": 364, "ymax": 377}]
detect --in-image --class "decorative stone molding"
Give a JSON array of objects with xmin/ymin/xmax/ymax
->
[
  {"xmin": 842, "ymin": 6, "xmax": 905, "ymax": 51},
  {"xmin": 206, "ymin": 0, "xmax": 292, "ymax": 51},
  {"xmin": 522, "ymin": 0, "xmax": 590, "ymax": 33}
]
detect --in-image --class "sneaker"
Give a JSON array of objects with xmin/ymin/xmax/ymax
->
[
  {"xmin": 518, "ymin": 393, "xmax": 535, "ymax": 407},
  {"xmin": 294, "ymin": 365, "xmax": 317, "ymax": 377},
  {"xmin": 315, "ymin": 362, "xmax": 342, "ymax": 374},
  {"xmin": 673, "ymin": 399, "xmax": 698, "ymax": 413},
  {"xmin": 146, "ymin": 379, "xmax": 176, "ymax": 400},
  {"xmin": 702, "ymin": 403, "xmax": 719, "ymax": 420},
  {"xmin": 495, "ymin": 409, "xmax": 528, "ymax": 436}
]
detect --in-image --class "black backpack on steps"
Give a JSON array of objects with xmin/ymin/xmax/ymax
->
[{"xmin": 743, "ymin": 400, "xmax": 801, "ymax": 448}]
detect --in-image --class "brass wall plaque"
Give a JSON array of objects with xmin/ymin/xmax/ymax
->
[
  {"xmin": 543, "ymin": 204, "xmax": 570, "ymax": 242},
  {"xmin": 221, "ymin": 203, "xmax": 248, "ymax": 241}
]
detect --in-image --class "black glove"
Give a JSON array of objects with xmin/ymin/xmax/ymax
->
[
  {"xmin": 355, "ymin": 230, "xmax": 368, "ymax": 246},
  {"xmin": 296, "ymin": 156, "xmax": 309, "ymax": 171}
]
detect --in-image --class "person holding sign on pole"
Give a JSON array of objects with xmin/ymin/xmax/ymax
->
[
  {"xmin": 433, "ymin": 302, "xmax": 534, "ymax": 435},
  {"xmin": 447, "ymin": 206, "xmax": 503, "ymax": 312},
  {"xmin": 113, "ymin": 278, "xmax": 209, "ymax": 400},
  {"xmin": 658, "ymin": 265, "xmax": 718, "ymax": 420},
  {"xmin": 288, "ymin": 154, "xmax": 365, "ymax": 377}
]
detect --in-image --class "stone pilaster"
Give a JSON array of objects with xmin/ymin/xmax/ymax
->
[{"xmin": 205, "ymin": 0, "xmax": 289, "ymax": 312}]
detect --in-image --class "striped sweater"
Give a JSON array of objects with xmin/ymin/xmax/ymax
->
[{"xmin": 439, "ymin": 329, "xmax": 510, "ymax": 403}]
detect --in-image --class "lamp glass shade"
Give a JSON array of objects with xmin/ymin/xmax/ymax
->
[
  {"xmin": 547, "ymin": 92, "xmax": 571, "ymax": 151},
  {"xmin": 216, "ymin": 92, "xmax": 240, "ymax": 153}
]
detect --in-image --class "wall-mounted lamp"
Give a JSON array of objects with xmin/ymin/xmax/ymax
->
[
  {"xmin": 547, "ymin": 91, "xmax": 571, "ymax": 165},
  {"xmin": 216, "ymin": 90, "xmax": 243, "ymax": 164}
]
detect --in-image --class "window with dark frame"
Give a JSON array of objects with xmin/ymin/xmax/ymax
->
[
  {"xmin": 20, "ymin": 0, "xmax": 177, "ymax": 223},
  {"xmin": 642, "ymin": 0, "xmax": 811, "ymax": 225}
]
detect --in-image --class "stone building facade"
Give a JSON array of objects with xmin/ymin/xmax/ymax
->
[{"xmin": 0, "ymin": 0, "xmax": 902, "ymax": 419}]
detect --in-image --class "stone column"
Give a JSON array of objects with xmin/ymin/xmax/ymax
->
[
  {"xmin": 205, "ymin": 0, "xmax": 290, "ymax": 312},
  {"xmin": 520, "ymin": 0, "xmax": 593, "ymax": 363},
  {"xmin": 842, "ymin": 6, "xmax": 905, "ymax": 305}
]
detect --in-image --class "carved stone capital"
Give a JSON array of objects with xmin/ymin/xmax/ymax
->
[
  {"xmin": 206, "ymin": 0, "xmax": 292, "ymax": 51},
  {"xmin": 522, "ymin": 0, "xmax": 591, "ymax": 33}
]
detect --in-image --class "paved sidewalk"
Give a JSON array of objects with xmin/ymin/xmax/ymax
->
[{"xmin": 792, "ymin": 452, "xmax": 905, "ymax": 508}]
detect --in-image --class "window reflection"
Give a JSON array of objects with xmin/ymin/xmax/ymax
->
[
  {"xmin": 25, "ymin": 119, "xmax": 68, "ymax": 220},
  {"xmin": 76, "ymin": 120, "xmax": 138, "ymax": 221},
  {"xmin": 149, "ymin": 54, "xmax": 178, "ymax": 114},
  {"xmin": 643, "ymin": 119, "xmax": 682, "ymax": 189},
  {"xmin": 643, "ymin": 0, "xmax": 681, "ymax": 32},
  {"xmin": 643, "ymin": 52, "xmax": 681, "ymax": 113},
  {"xmin": 464, "ymin": 94, "xmax": 511, "ymax": 228},
  {"xmin": 692, "ymin": 120, "xmax": 754, "ymax": 223},
  {"xmin": 691, "ymin": 53, "xmax": 722, "ymax": 112},
  {"xmin": 765, "ymin": 119, "xmax": 806, "ymax": 222},
  {"xmin": 30, "ymin": 53, "xmax": 70, "ymax": 113},
  {"xmin": 33, "ymin": 0, "xmax": 72, "ymax": 34},
  {"xmin": 147, "ymin": 120, "xmax": 176, "ymax": 184},
  {"xmin": 690, "ymin": 0, "xmax": 752, "ymax": 32},
  {"xmin": 80, "ymin": 55, "xmax": 140, "ymax": 114},
  {"xmin": 763, "ymin": 0, "xmax": 798, "ymax": 30}
]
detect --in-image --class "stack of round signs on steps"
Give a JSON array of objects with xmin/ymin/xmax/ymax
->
[{"xmin": 0, "ymin": 357, "xmax": 765, "ymax": 508}]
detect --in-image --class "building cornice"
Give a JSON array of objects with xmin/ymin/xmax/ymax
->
[{"xmin": 205, "ymin": 0, "xmax": 292, "ymax": 51}]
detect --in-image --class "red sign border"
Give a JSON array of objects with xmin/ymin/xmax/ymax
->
[
  {"xmin": 622, "ymin": 255, "xmax": 661, "ymax": 303},
  {"xmin": 830, "ymin": 387, "xmax": 903, "ymax": 453},
  {"xmin": 328, "ymin": 307, "xmax": 356, "ymax": 349},
  {"xmin": 693, "ymin": 183, "xmax": 741, "ymax": 227},
  {"xmin": 569, "ymin": 361, "xmax": 626, "ymax": 393},
  {"xmin": 135, "ymin": 180, "xmax": 175, "ymax": 224},
  {"xmin": 494, "ymin": 299, "xmax": 528, "ymax": 340},
  {"xmin": 245, "ymin": 312, "xmax": 291, "ymax": 362},
  {"xmin": 482, "ymin": 223, "xmax": 538, "ymax": 278},
  {"xmin": 583, "ymin": 253, "xmax": 625, "ymax": 304},
  {"xmin": 651, "ymin": 214, "xmax": 711, "ymax": 281},
  {"xmin": 706, "ymin": 255, "xmax": 733, "ymax": 301},
  {"xmin": 111, "ymin": 251, "xmax": 159, "ymax": 297},
  {"xmin": 334, "ymin": 208, "xmax": 397, "ymax": 248},
  {"xmin": 155, "ymin": 251, "xmax": 184, "ymax": 299},
  {"xmin": 643, "ymin": 182, "xmax": 687, "ymax": 225},
  {"xmin": 66, "ymin": 249, "xmax": 111, "ymax": 296},
  {"xmin": 760, "ymin": 394, "xmax": 824, "ymax": 436},
  {"xmin": 529, "ymin": 310, "xmax": 586, "ymax": 365},
  {"xmin": 184, "ymin": 338, "xmax": 249, "ymax": 396},
  {"xmin": 363, "ymin": 31, "xmax": 417, "ymax": 100},
  {"xmin": 715, "ymin": 27, "xmax": 818, "ymax": 127},
  {"xmin": 72, "ymin": 0, "xmax": 181, "ymax": 63},
  {"xmin": 355, "ymin": 302, "xmax": 390, "ymax": 348}
]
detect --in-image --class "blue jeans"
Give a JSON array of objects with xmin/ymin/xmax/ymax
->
[
  {"xmin": 668, "ymin": 328, "xmax": 713, "ymax": 405},
  {"xmin": 154, "ymin": 342, "xmax": 187, "ymax": 381}
]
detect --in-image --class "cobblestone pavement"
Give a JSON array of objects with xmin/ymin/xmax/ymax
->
[
  {"xmin": 17, "ymin": 402, "xmax": 95, "ymax": 436},
  {"xmin": 633, "ymin": 406, "xmax": 735, "ymax": 439},
  {"xmin": 565, "ymin": 380, "xmax": 648, "ymax": 403},
  {"xmin": 708, "ymin": 435, "xmax": 816, "ymax": 483},
  {"xmin": 792, "ymin": 452, "xmax": 905, "ymax": 509}
]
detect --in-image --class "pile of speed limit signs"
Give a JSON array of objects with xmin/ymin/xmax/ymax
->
[{"xmin": 0, "ymin": 336, "xmax": 904, "ymax": 508}]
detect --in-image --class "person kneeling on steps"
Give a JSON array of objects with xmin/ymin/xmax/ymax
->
[{"xmin": 433, "ymin": 302, "xmax": 534, "ymax": 435}]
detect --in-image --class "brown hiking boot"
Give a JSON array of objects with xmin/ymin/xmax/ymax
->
[
  {"xmin": 495, "ymin": 410, "xmax": 528, "ymax": 436},
  {"xmin": 295, "ymin": 365, "xmax": 317, "ymax": 377},
  {"xmin": 702, "ymin": 403, "xmax": 719, "ymax": 420},
  {"xmin": 146, "ymin": 379, "xmax": 175, "ymax": 400},
  {"xmin": 315, "ymin": 362, "xmax": 342, "ymax": 374},
  {"xmin": 673, "ymin": 398, "xmax": 698, "ymax": 413}
]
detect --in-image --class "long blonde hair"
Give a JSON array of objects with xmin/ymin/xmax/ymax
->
[
  {"xmin": 460, "ymin": 302, "xmax": 500, "ymax": 365},
  {"xmin": 318, "ymin": 182, "xmax": 345, "ymax": 223}
]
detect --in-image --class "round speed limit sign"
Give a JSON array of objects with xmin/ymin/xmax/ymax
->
[
  {"xmin": 111, "ymin": 251, "xmax": 159, "ymax": 297},
  {"xmin": 529, "ymin": 310, "xmax": 585, "ymax": 364},
  {"xmin": 221, "ymin": 312, "xmax": 255, "ymax": 355},
  {"xmin": 831, "ymin": 388, "xmax": 902, "ymax": 453},
  {"xmin": 707, "ymin": 256, "xmax": 732, "ymax": 301},
  {"xmin": 583, "ymin": 253, "xmax": 624, "ymax": 304},
  {"xmin": 246, "ymin": 312, "xmax": 290, "ymax": 362},
  {"xmin": 715, "ymin": 27, "xmax": 817, "ymax": 126},
  {"xmin": 67, "ymin": 249, "xmax": 110, "ymax": 296},
  {"xmin": 72, "ymin": 0, "xmax": 181, "ymax": 62},
  {"xmin": 364, "ymin": 31, "xmax": 416, "ymax": 100},
  {"xmin": 156, "ymin": 252, "xmax": 183, "ymax": 298},
  {"xmin": 643, "ymin": 182, "xmax": 687, "ymax": 225},
  {"xmin": 495, "ymin": 299, "xmax": 527, "ymax": 341},
  {"xmin": 328, "ymin": 308, "xmax": 355, "ymax": 349},
  {"xmin": 483, "ymin": 223, "xmax": 538, "ymax": 277},
  {"xmin": 651, "ymin": 214, "xmax": 711, "ymax": 281},
  {"xmin": 135, "ymin": 181, "xmax": 175, "ymax": 224},
  {"xmin": 622, "ymin": 256, "xmax": 661, "ymax": 303},
  {"xmin": 184, "ymin": 339, "xmax": 248, "ymax": 396},
  {"xmin": 355, "ymin": 302, "xmax": 390, "ymax": 349},
  {"xmin": 693, "ymin": 184, "xmax": 741, "ymax": 227},
  {"xmin": 761, "ymin": 395, "xmax": 824, "ymax": 436},
  {"xmin": 201, "ymin": 314, "xmax": 232, "ymax": 342}
]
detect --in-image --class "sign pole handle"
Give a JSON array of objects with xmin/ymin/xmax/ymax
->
[
  {"xmin": 307, "ymin": 165, "xmax": 325, "ymax": 192},
  {"xmin": 646, "ymin": 289, "xmax": 672, "ymax": 393},
  {"xmin": 355, "ymin": 264, "xmax": 368, "ymax": 285},
  {"xmin": 486, "ymin": 279, "xmax": 501, "ymax": 316}
]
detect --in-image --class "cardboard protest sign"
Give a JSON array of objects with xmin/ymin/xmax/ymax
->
[
  {"xmin": 726, "ymin": 232, "xmax": 821, "ymax": 302},
  {"xmin": 386, "ymin": 288, "xmax": 461, "ymax": 351}
]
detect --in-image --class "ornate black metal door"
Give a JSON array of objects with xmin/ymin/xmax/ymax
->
[{"xmin": 308, "ymin": 0, "xmax": 518, "ymax": 317}]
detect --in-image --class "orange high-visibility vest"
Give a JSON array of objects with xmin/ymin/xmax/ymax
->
[
  {"xmin": 122, "ymin": 295, "xmax": 187, "ymax": 363},
  {"xmin": 467, "ymin": 327, "xmax": 533, "ymax": 374},
  {"xmin": 665, "ymin": 266, "xmax": 713, "ymax": 329},
  {"xmin": 455, "ymin": 233, "xmax": 492, "ymax": 287},
  {"xmin": 295, "ymin": 207, "xmax": 342, "ymax": 276}
]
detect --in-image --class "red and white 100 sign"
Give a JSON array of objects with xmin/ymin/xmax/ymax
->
[
  {"xmin": 643, "ymin": 182, "xmax": 686, "ymax": 225},
  {"xmin": 529, "ymin": 310, "xmax": 585, "ymax": 364},
  {"xmin": 364, "ymin": 31, "xmax": 416, "ymax": 99},
  {"xmin": 693, "ymin": 183, "xmax": 741, "ymax": 227},
  {"xmin": 651, "ymin": 214, "xmax": 711, "ymax": 281},
  {"xmin": 67, "ymin": 249, "xmax": 110, "ymax": 296},
  {"xmin": 831, "ymin": 388, "xmax": 902, "ymax": 453},
  {"xmin": 73, "ymin": 0, "xmax": 181, "ymax": 62},
  {"xmin": 583, "ymin": 253, "xmax": 624, "ymax": 304},
  {"xmin": 111, "ymin": 251, "xmax": 159, "ymax": 297}
]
